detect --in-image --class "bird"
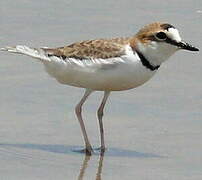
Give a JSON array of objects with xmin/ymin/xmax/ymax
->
[{"xmin": 1, "ymin": 22, "xmax": 199, "ymax": 155}]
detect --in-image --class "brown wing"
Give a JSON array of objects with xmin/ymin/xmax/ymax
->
[{"xmin": 43, "ymin": 37, "xmax": 130, "ymax": 60}]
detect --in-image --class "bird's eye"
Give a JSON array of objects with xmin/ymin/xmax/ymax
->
[{"xmin": 155, "ymin": 32, "xmax": 167, "ymax": 40}]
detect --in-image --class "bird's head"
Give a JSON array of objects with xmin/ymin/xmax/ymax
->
[{"xmin": 132, "ymin": 22, "xmax": 199, "ymax": 66}]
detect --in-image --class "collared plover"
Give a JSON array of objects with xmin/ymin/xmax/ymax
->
[{"xmin": 1, "ymin": 22, "xmax": 199, "ymax": 155}]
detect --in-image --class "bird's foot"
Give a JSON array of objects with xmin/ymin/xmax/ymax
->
[
  {"xmin": 84, "ymin": 147, "xmax": 94, "ymax": 156},
  {"xmin": 73, "ymin": 146, "xmax": 94, "ymax": 155},
  {"xmin": 94, "ymin": 146, "xmax": 106, "ymax": 155}
]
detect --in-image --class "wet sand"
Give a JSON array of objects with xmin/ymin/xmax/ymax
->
[{"xmin": 0, "ymin": 0, "xmax": 202, "ymax": 179}]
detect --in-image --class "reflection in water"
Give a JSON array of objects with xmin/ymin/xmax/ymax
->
[
  {"xmin": 0, "ymin": 143, "xmax": 163, "ymax": 179},
  {"xmin": 96, "ymin": 155, "xmax": 104, "ymax": 180},
  {"xmin": 78, "ymin": 153, "xmax": 104, "ymax": 180},
  {"xmin": 78, "ymin": 155, "xmax": 91, "ymax": 180}
]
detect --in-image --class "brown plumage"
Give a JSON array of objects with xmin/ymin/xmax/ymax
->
[
  {"xmin": 136, "ymin": 22, "xmax": 170, "ymax": 44},
  {"xmin": 44, "ymin": 37, "xmax": 130, "ymax": 59}
]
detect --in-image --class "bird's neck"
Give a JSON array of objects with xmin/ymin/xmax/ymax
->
[{"xmin": 130, "ymin": 37, "xmax": 177, "ymax": 67}]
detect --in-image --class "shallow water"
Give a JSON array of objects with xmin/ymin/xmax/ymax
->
[{"xmin": 0, "ymin": 0, "xmax": 202, "ymax": 179}]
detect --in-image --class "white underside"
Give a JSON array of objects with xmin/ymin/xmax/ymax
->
[{"xmin": 43, "ymin": 45, "xmax": 156, "ymax": 91}]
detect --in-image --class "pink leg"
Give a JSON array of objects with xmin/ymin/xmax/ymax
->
[
  {"xmin": 75, "ymin": 89, "xmax": 93, "ymax": 155},
  {"xmin": 97, "ymin": 91, "xmax": 110, "ymax": 153}
]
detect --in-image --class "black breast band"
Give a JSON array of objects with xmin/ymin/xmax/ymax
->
[{"xmin": 136, "ymin": 51, "xmax": 160, "ymax": 71}]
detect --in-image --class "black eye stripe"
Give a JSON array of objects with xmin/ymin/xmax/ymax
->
[{"xmin": 165, "ymin": 37, "xmax": 180, "ymax": 46}]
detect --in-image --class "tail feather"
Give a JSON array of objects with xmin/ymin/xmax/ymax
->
[{"xmin": 1, "ymin": 45, "xmax": 51, "ymax": 62}]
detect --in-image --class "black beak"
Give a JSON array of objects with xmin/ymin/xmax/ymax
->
[
  {"xmin": 177, "ymin": 41, "xmax": 199, "ymax": 51},
  {"xmin": 165, "ymin": 38, "xmax": 199, "ymax": 51}
]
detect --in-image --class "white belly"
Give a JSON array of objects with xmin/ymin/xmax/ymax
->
[{"xmin": 43, "ymin": 52, "xmax": 157, "ymax": 91}]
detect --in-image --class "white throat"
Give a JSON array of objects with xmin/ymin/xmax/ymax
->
[{"xmin": 137, "ymin": 40, "xmax": 178, "ymax": 66}]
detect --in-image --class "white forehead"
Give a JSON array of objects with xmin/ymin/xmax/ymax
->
[{"xmin": 167, "ymin": 27, "xmax": 182, "ymax": 42}]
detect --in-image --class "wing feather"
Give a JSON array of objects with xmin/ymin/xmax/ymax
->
[{"xmin": 43, "ymin": 37, "xmax": 130, "ymax": 60}]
